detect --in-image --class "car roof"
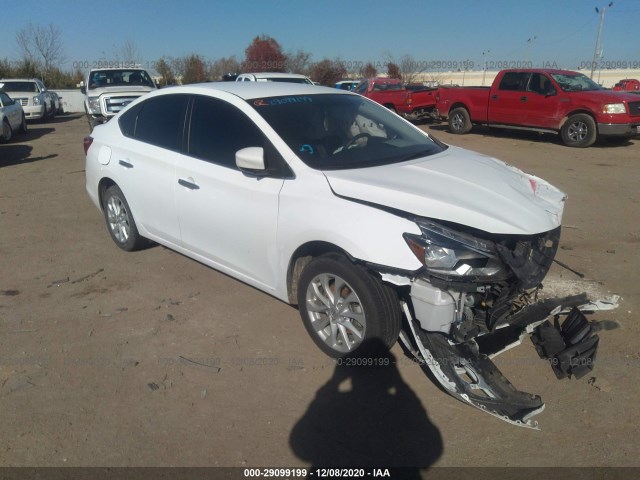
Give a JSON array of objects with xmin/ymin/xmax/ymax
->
[
  {"xmin": 153, "ymin": 82, "xmax": 350, "ymax": 100},
  {"xmin": 0, "ymin": 78, "xmax": 40, "ymax": 82},
  {"xmin": 240, "ymin": 72, "xmax": 310, "ymax": 79}
]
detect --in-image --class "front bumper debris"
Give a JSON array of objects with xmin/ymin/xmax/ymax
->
[{"xmin": 400, "ymin": 294, "xmax": 619, "ymax": 429}]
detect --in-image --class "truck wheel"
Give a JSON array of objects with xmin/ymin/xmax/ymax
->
[
  {"xmin": 297, "ymin": 254, "xmax": 400, "ymax": 359},
  {"xmin": 87, "ymin": 116, "xmax": 98, "ymax": 133},
  {"xmin": 449, "ymin": 107, "xmax": 472, "ymax": 134},
  {"xmin": 561, "ymin": 114, "xmax": 596, "ymax": 148}
]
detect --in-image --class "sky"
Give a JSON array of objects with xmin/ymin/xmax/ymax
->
[{"xmin": 1, "ymin": 0, "xmax": 639, "ymax": 74}]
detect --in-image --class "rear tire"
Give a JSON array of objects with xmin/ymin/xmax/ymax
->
[
  {"xmin": 102, "ymin": 185, "xmax": 146, "ymax": 251},
  {"xmin": 448, "ymin": 107, "xmax": 472, "ymax": 134},
  {"xmin": 561, "ymin": 114, "xmax": 596, "ymax": 148},
  {"xmin": 297, "ymin": 254, "xmax": 400, "ymax": 358}
]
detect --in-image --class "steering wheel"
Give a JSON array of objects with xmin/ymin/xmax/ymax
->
[{"xmin": 344, "ymin": 132, "xmax": 372, "ymax": 150}]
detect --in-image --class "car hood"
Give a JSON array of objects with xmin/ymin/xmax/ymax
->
[
  {"xmin": 322, "ymin": 146, "xmax": 566, "ymax": 235},
  {"xmin": 88, "ymin": 86, "xmax": 155, "ymax": 95},
  {"xmin": 569, "ymin": 89, "xmax": 640, "ymax": 104}
]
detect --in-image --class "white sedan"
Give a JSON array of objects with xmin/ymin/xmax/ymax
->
[
  {"xmin": 85, "ymin": 82, "xmax": 605, "ymax": 427},
  {"xmin": 0, "ymin": 90, "xmax": 28, "ymax": 142}
]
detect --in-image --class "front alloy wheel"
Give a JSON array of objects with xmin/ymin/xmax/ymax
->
[
  {"xmin": 297, "ymin": 254, "xmax": 400, "ymax": 358},
  {"xmin": 561, "ymin": 113, "xmax": 597, "ymax": 147},
  {"xmin": 305, "ymin": 272, "xmax": 367, "ymax": 354}
]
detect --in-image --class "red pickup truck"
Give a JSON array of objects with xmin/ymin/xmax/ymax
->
[
  {"xmin": 354, "ymin": 77, "xmax": 436, "ymax": 121},
  {"xmin": 435, "ymin": 69, "xmax": 640, "ymax": 147},
  {"xmin": 613, "ymin": 79, "xmax": 640, "ymax": 93}
]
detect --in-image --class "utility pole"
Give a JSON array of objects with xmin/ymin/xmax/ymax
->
[
  {"xmin": 590, "ymin": 2, "xmax": 613, "ymax": 79},
  {"xmin": 482, "ymin": 50, "xmax": 490, "ymax": 86}
]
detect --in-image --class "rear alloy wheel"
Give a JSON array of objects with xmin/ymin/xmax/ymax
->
[
  {"xmin": 102, "ymin": 185, "xmax": 146, "ymax": 251},
  {"xmin": 561, "ymin": 114, "xmax": 597, "ymax": 148},
  {"xmin": 297, "ymin": 254, "xmax": 400, "ymax": 358},
  {"xmin": 1, "ymin": 119, "xmax": 12, "ymax": 142},
  {"xmin": 448, "ymin": 107, "xmax": 472, "ymax": 134}
]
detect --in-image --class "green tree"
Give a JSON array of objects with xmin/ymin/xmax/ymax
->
[{"xmin": 181, "ymin": 54, "xmax": 207, "ymax": 84}]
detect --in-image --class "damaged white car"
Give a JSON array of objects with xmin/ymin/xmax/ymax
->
[{"xmin": 84, "ymin": 83, "xmax": 617, "ymax": 428}]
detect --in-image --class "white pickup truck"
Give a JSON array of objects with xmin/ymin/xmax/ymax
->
[{"xmin": 81, "ymin": 67, "xmax": 156, "ymax": 130}]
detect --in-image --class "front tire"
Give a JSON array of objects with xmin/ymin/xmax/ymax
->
[
  {"xmin": 561, "ymin": 114, "xmax": 596, "ymax": 147},
  {"xmin": 448, "ymin": 107, "xmax": 472, "ymax": 134},
  {"xmin": 102, "ymin": 185, "xmax": 146, "ymax": 251},
  {"xmin": 297, "ymin": 254, "xmax": 400, "ymax": 358}
]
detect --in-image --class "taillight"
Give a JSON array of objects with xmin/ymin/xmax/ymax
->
[
  {"xmin": 406, "ymin": 92, "xmax": 412, "ymax": 105},
  {"xmin": 83, "ymin": 136, "xmax": 93, "ymax": 155}
]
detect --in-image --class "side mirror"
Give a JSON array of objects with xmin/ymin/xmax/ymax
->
[
  {"xmin": 80, "ymin": 86, "xmax": 86, "ymax": 94},
  {"xmin": 545, "ymin": 88, "xmax": 557, "ymax": 97},
  {"xmin": 236, "ymin": 147, "xmax": 266, "ymax": 175}
]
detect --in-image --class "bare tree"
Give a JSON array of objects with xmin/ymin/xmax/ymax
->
[
  {"xmin": 208, "ymin": 56, "xmax": 241, "ymax": 80},
  {"xmin": 121, "ymin": 39, "xmax": 142, "ymax": 66},
  {"xmin": 15, "ymin": 22, "xmax": 66, "ymax": 81},
  {"xmin": 284, "ymin": 49, "xmax": 312, "ymax": 75}
]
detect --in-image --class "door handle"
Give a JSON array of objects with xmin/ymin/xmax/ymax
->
[
  {"xmin": 491, "ymin": 94, "xmax": 499, "ymax": 100},
  {"xmin": 520, "ymin": 96, "xmax": 528, "ymax": 102},
  {"xmin": 178, "ymin": 178, "xmax": 200, "ymax": 190},
  {"xmin": 118, "ymin": 159, "xmax": 133, "ymax": 168}
]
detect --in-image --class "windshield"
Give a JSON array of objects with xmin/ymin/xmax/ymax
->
[
  {"xmin": 250, "ymin": 94, "xmax": 446, "ymax": 170},
  {"xmin": 550, "ymin": 73, "xmax": 603, "ymax": 92},
  {"xmin": 88, "ymin": 70, "xmax": 155, "ymax": 89},
  {"xmin": 1, "ymin": 81, "xmax": 37, "ymax": 93}
]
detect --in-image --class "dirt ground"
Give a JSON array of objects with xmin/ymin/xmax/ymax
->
[{"xmin": 1, "ymin": 114, "xmax": 639, "ymax": 473}]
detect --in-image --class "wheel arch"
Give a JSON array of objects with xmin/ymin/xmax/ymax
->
[
  {"xmin": 558, "ymin": 109, "xmax": 597, "ymax": 130},
  {"xmin": 286, "ymin": 241, "xmax": 355, "ymax": 305},
  {"xmin": 97, "ymin": 177, "xmax": 118, "ymax": 211},
  {"xmin": 448, "ymin": 102, "xmax": 470, "ymax": 117}
]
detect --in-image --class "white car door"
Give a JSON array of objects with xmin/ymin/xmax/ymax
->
[
  {"xmin": 175, "ymin": 95, "xmax": 286, "ymax": 290},
  {"xmin": 113, "ymin": 94, "xmax": 188, "ymax": 245}
]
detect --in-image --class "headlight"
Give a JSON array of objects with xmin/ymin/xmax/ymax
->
[
  {"xmin": 404, "ymin": 220, "xmax": 506, "ymax": 278},
  {"xmin": 602, "ymin": 103, "xmax": 626, "ymax": 114},
  {"xmin": 87, "ymin": 97, "xmax": 101, "ymax": 114},
  {"xmin": 33, "ymin": 96, "xmax": 40, "ymax": 105}
]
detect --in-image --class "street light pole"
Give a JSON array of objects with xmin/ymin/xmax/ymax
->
[
  {"xmin": 590, "ymin": 2, "xmax": 613, "ymax": 79},
  {"xmin": 482, "ymin": 50, "xmax": 490, "ymax": 86}
]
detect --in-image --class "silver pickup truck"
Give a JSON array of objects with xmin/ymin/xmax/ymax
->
[{"xmin": 81, "ymin": 67, "xmax": 156, "ymax": 130}]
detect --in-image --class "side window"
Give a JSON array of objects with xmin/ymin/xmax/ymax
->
[
  {"xmin": 188, "ymin": 96, "xmax": 276, "ymax": 170},
  {"xmin": 133, "ymin": 95, "xmax": 189, "ymax": 151},
  {"xmin": 527, "ymin": 73, "xmax": 554, "ymax": 95},
  {"xmin": 118, "ymin": 102, "xmax": 143, "ymax": 138},
  {"xmin": 355, "ymin": 81, "xmax": 368, "ymax": 94},
  {"xmin": 498, "ymin": 72, "xmax": 530, "ymax": 91}
]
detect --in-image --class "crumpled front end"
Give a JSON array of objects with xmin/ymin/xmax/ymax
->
[{"xmin": 384, "ymin": 217, "xmax": 619, "ymax": 428}]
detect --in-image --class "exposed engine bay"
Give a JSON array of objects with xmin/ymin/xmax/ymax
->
[{"xmin": 377, "ymin": 218, "xmax": 619, "ymax": 428}]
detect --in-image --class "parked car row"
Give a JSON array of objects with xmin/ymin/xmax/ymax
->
[{"xmin": 0, "ymin": 78, "xmax": 63, "ymax": 121}]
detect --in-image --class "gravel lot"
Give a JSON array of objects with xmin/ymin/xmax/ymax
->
[{"xmin": 1, "ymin": 114, "xmax": 639, "ymax": 472}]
